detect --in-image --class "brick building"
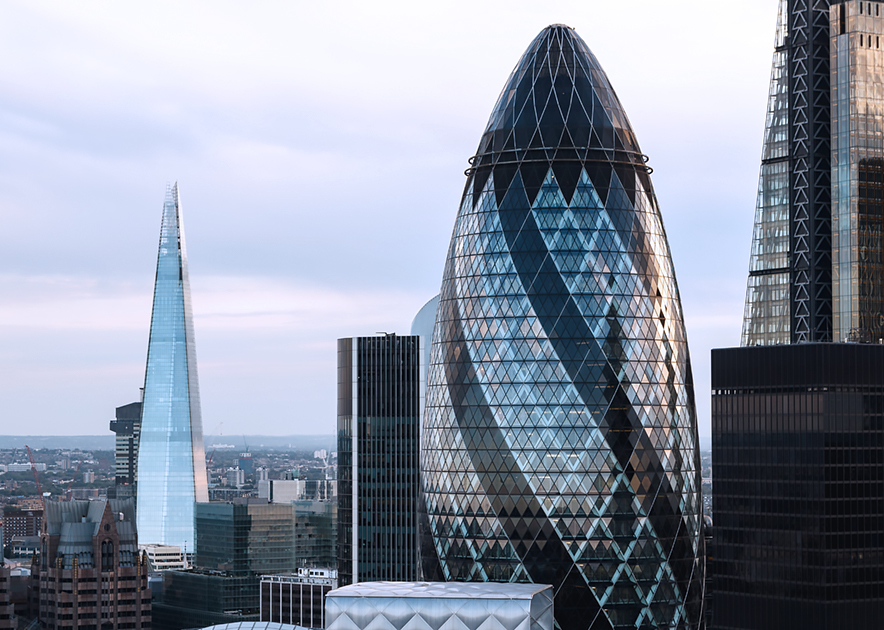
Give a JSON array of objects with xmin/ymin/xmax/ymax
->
[
  {"xmin": 2, "ymin": 506, "xmax": 43, "ymax": 549},
  {"xmin": 32, "ymin": 498, "xmax": 151, "ymax": 630}
]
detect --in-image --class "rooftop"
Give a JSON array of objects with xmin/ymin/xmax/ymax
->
[{"xmin": 327, "ymin": 582, "xmax": 552, "ymax": 600}]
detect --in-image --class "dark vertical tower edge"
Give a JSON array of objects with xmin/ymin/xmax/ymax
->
[
  {"xmin": 789, "ymin": 0, "xmax": 833, "ymax": 342},
  {"xmin": 337, "ymin": 335, "xmax": 421, "ymax": 586}
]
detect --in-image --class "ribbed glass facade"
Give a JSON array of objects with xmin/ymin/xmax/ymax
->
[
  {"xmin": 831, "ymin": 1, "xmax": 884, "ymax": 342},
  {"xmin": 422, "ymin": 25, "xmax": 704, "ymax": 630},
  {"xmin": 136, "ymin": 183, "xmax": 209, "ymax": 550},
  {"xmin": 337, "ymin": 335, "xmax": 421, "ymax": 586},
  {"xmin": 742, "ymin": 0, "xmax": 791, "ymax": 347}
]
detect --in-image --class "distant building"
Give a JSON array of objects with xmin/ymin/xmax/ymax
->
[
  {"xmin": 110, "ymin": 401, "xmax": 142, "ymax": 496},
  {"xmin": 325, "ymin": 583, "xmax": 553, "ymax": 630},
  {"xmin": 235, "ymin": 454, "xmax": 254, "ymax": 475},
  {"xmin": 2, "ymin": 506, "xmax": 42, "ymax": 549},
  {"xmin": 32, "ymin": 498, "xmax": 151, "ymax": 630},
  {"xmin": 140, "ymin": 545, "xmax": 186, "ymax": 572},
  {"xmin": 82, "ymin": 471, "xmax": 95, "ymax": 484},
  {"xmin": 226, "ymin": 468, "xmax": 245, "ymax": 489},
  {"xmin": 256, "ymin": 468, "xmax": 269, "ymax": 482},
  {"xmin": 260, "ymin": 568, "xmax": 338, "ymax": 629},
  {"xmin": 312, "ymin": 451, "xmax": 327, "ymax": 461},
  {"xmin": 258, "ymin": 479, "xmax": 302, "ymax": 503},
  {"xmin": 9, "ymin": 536, "xmax": 39, "ymax": 558},
  {"xmin": 195, "ymin": 499, "xmax": 335, "ymax": 573},
  {"xmin": 336, "ymin": 334, "xmax": 420, "ymax": 586},
  {"xmin": 7, "ymin": 463, "xmax": 46, "ymax": 473}
]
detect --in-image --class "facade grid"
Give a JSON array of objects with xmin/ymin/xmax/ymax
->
[
  {"xmin": 712, "ymin": 343, "xmax": 884, "ymax": 629},
  {"xmin": 336, "ymin": 335, "xmax": 421, "ymax": 587},
  {"xmin": 422, "ymin": 24, "xmax": 705, "ymax": 630}
]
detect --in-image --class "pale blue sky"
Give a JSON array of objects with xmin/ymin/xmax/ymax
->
[{"xmin": 0, "ymin": 0, "xmax": 779, "ymax": 436}]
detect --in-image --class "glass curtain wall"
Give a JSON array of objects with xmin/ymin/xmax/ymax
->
[
  {"xmin": 136, "ymin": 183, "xmax": 209, "ymax": 550},
  {"xmin": 742, "ymin": 0, "xmax": 792, "ymax": 346},
  {"xmin": 831, "ymin": 1, "xmax": 884, "ymax": 342}
]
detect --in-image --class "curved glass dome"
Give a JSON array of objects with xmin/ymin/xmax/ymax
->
[{"xmin": 422, "ymin": 25, "xmax": 704, "ymax": 630}]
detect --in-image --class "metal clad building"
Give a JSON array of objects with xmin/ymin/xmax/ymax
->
[{"xmin": 325, "ymin": 582, "xmax": 553, "ymax": 630}]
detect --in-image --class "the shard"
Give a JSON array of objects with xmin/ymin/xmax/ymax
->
[
  {"xmin": 422, "ymin": 25, "xmax": 705, "ymax": 630},
  {"xmin": 136, "ymin": 183, "xmax": 208, "ymax": 550}
]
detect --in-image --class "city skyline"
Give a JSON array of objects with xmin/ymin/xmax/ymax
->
[{"xmin": 0, "ymin": 1, "xmax": 780, "ymax": 436}]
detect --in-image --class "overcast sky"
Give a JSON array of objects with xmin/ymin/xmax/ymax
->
[{"xmin": 0, "ymin": 0, "xmax": 779, "ymax": 437}]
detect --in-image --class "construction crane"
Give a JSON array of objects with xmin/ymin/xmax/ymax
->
[{"xmin": 25, "ymin": 445, "xmax": 44, "ymax": 507}]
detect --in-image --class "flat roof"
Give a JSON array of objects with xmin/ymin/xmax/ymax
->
[{"xmin": 327, "ymin": 582, "xmax": 552, "ymax": 600}]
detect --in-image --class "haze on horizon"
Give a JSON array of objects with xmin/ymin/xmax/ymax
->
[{"xmin": 0, "ymin": 0, "xmax": 778, "ymax": 437}]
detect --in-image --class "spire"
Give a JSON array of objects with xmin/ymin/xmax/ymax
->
[{"xmin": 136, "ymin": 183, "xmax": 208, "ymax": 549}]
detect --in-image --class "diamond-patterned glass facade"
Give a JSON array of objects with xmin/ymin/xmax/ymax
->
[{"xmin": 422, "ymin": 25, "xmax": 704, "ymax": 630}]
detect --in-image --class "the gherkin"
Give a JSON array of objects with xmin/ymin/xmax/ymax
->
[{"xmin": 421, "ymin": 25, "xmax": 705, "ymax": 630}]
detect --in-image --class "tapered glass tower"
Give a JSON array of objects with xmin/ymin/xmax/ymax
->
[
  {"xmin": 136, "ymin": 183, "xmax": 209, "ymax": 550},
  {"xmin": 422, "ymin": 25, "xmax": 705, "ymax": 630},
  {"xmin": 742, "ymin": 0, "xmax": 791, "ymax": 346}
]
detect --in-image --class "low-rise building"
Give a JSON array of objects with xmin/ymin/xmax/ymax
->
[
  {"xmin": 260, "ymin": 568, "xmax": 337, "ymax": 629},
  {"xmin": 9, "ymin": 536, "xmax": 39, "ymax": 558},
  {"xmin": 325, "ymin": 583, "xmax": 554, "ymax": 630},
  {"xmin": 257, "ymin": 480, "xmax": 302, "ymax": 503},
  {"xmin": 140, "ymin": 545, "xmax": 186, "ymax": 572}
]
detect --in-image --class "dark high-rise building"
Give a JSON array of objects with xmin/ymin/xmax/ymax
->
[
  {"xmin": 32, "ymin": 499, "xmax": 151, "ymax": 630},
  {"xmin": 716, "ymin": 3, "xmax": 884, "ymax": 628},
  {"xmin": 110, "ymin": 401, "xmax": 142, "ymax": 497},
  {"xmin": 136, "ymin": 183, "xmax": 209, "ymax": 549},
  {"xmin": 712, "ymin": 344, "xmax": 884, "ymax": 629},
  {"xmin": 336, "ymin": 334, "xmax": 421, "ymax": 586},
  {"xmin": 421, "ymin": 24, "xmax": 705, "ymax": 630}
]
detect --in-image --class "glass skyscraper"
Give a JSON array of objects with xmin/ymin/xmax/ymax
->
[
  {"xmin": 831, "ymin": 1, "xmax": 884, "ymax": 341},
  {"xmin": 741, "ymin": 0, "xmax": 884, "ymax": 345},
  {"xmin": 422, "ymin": 25, "xmax": 705, "ymax": 630},
  {"xmin": 337, "ymin": 334, "xmax": 422, "ymax": 586},
  {"xmin": 136, "ymin": 183, "xmax": 209, "ymax": 550},
  {"xmin": 742, "ymin": 0, "xmax": 791, "ymax": 346},
  {"xmin": 715, "ymin": 3, "xmax": 884, "ymax": 629}
]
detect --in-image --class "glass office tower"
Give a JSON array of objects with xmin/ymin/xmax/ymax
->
[
  {"xmin": 741, "ymin": 0, "xmax": 884, "ymax": 344},
  {"xmin": 742, "ymin": 0, "xmax": 792, "ymax": 346},
  {"xmin": 136, "ymin": 183, "xmax": 209, "ymax": 550},
  {"xmin": 831, "ymin": 1, "xmax": 884, "ymax": 341},
  {"xmin": 422, "ymin": 25, "xmax": 705, "ymax": 630},
  {"xmin": 337, "ymin": 334, "xmax": 421, "ymax": 586}
]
